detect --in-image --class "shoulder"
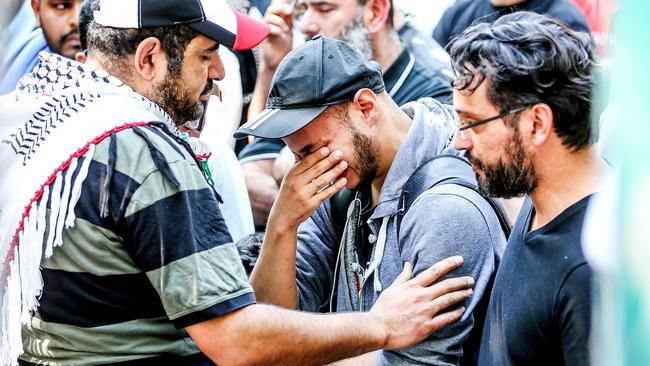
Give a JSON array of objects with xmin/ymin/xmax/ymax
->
[
  {"xmin": 402, "ymin": 184, "xmax": 495, "ymax": 236},
  {"xmin": 546, "ymin": 0, "xmax": 591, "ymax": 32},
  {"xmin": 442, "ymin": 0, "xmax": 476, "ymax": 17},
  {"xmin": 93, "ymin": 123, "xmax": 194, "ymax": 184},
  {"xmin": 400, "ymin": 58, "xmax": 452, "ymax": 103}
]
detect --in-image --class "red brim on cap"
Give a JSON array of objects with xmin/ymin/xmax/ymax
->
[{"xmin": 232, "ymin": 10, "xmax": 270, "ymax": 50}]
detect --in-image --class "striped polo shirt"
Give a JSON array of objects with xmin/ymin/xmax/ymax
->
[{"xmin": 19, "ymin": 124, "xmax": 254, "ymax": 365}]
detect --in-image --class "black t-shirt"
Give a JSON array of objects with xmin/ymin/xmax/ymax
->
[
  {"xmin": 433, "ymin": 0, "xmax": 591, "ymax": 50},
  {"xmin": 479, "ymin": 195, "xmax": 593, "ymax": 366},
  {"xmin": 384, "ymin": 46, "xmax": 451, "ymax": 105},
  {"xmin": 397, "ymin": 21, "xmax": 453, "ymax": 85}
]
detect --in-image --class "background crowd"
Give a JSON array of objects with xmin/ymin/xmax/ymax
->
[{"xmin": 0, "ymin": 0, "xmax": 648, "ymax": 365}]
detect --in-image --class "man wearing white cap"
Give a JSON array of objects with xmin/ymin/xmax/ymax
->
[{"xmin": 0, "ymin": 0, "xmax": 473, "ymax": 365}]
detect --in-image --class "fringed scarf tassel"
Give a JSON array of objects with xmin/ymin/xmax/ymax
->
[
  {"xmin": 99, "ymin": 134, "xmax": 116, "ymax": 219},
  {"xmin": 132, "ymin": 126, "xmax": 180, "ymax": 189},
  {"xmin": 0, "ymin": 144, "xmax": 97, "ymax": 366}
]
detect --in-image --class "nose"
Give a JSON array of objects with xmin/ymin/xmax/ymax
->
[
  {"xmin": 454, "ymin": 129, "xmax": 472, "ymax": 151},
  {"xmin": 298, "ymin": 10, "xmax": 319, "ymax": 38},
  {"xmin": 209, "ymin": 51, "xmax": 225, "ymax": 81}
]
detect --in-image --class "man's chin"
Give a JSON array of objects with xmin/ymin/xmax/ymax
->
[{"xmin": 57, "ymin": 44, "xmax": 82, "ymax": 60}]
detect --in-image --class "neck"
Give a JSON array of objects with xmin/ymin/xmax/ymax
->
[
  {"xmin": 528, "ymin": 145, "xmax": 608, "ymax": 230},
  {"xmin": 86, "ymin": 53, "xmax": 137, "ymax": 90},
  {"xmin": 490, "ymin": 0, "xmax": 527, "ymax": 6},
  {"xmin": 369, "ymin": 105, "xmax": 412, "ymax": 206},
  {"xmin": 371, "ymin": 29, "xmax": 404, "ymax": 72}
]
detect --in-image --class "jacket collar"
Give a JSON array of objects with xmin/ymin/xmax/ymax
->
[{"xmin": 370, "ymin": 99, "xmax": 462, "ymax": 220}]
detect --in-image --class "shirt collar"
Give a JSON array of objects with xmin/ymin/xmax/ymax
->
[{"xmin": 382, "ymin": 47, "xmax": 414, "ymax": 98}]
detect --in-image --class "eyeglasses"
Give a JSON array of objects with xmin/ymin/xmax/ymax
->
[{"xmin": 456, "ymin": 104, "xmax": 535, "ymax": 140}]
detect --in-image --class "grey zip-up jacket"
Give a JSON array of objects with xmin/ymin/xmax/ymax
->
[{"xmin": 295, "ymin": 99, "xmax": 506, "ymax": 365}]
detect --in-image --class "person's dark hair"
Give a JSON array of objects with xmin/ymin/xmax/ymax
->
[
  {"xmin": 78, "ymin": 0, "xmax": 99, "ymax": 51},
  {"xmin": 449, "ymin": 11, "xmax": 596, "ymax": 151},
  {"xmin": 86, "ymin": 21, "xmax": 199, "ymax": 75}
]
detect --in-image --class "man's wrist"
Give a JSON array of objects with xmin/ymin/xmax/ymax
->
[
  {"xmin": 266, "ymin": 215, "xmax": 299, "ymax": 240},
  {"xmin": 362, "ymin": 311, "xmax": 389, "ymax": 350},
  {"xmin": 258, "ymin": 61, "xmax": 278, "ymax": 75}
]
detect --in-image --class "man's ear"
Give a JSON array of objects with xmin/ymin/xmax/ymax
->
[
  {"xmin": 352, "ymin": 88, "xmax": 379, "ymax": 124},
  {"xmin": 133, "ymin": 37, "xmax": 167, "ymax": 81},
  {"xmin": 364, "ymin": 0, "xmax": 390, "ymax": 34},
  {"xmin": 31, "ymin": 0, "xmax": 41, "ymax": 28},
  {"xmin": 75, "ymin": 51, "xmax": 87, "ymax": 63},
  {"xmin": 527, "ymin": 103, "xmax": 554, "ymax": 147}
]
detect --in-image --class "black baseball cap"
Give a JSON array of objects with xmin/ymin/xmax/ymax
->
[
  {"xmin": 94, "ymin": 0, "xmax": 269, "ymax": 50},
  {"xmin": 234, "ymin": 36, "xmax": 385, "ymax": 139}
]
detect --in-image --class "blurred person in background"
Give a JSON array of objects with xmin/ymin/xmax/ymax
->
[
  {"xmin": 0, "ymin": 0, "xmax": 82, "ymax": 94},
  {"xmin": 433, "ymin": 0, "xmax": 590, "ymax": 50}
]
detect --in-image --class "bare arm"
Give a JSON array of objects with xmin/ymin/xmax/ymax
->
[
  {"xmin": 250, "ymin": 147, "xmax": 346, "ymax": 306},
  {"xmin": 242, "ymin": 159, "xmax": 279, "ymax": 228},
  {"xmin": 326, "ymin": 351, "xmax": 379, "ymax": 366},
  {"xmin": 188, "ymin": 304, "xmax": 384, "ymax": 366},
  {"xmin": 248, "ymin": 66, "xmax": 277, "ymax": 120},
  {"xmin": 247, "ymin": 0, "xmax": 294, "ymax": 119},
  {"xmin": 189, "ymin": 257, "xmax": 473, "ymax": 366}
]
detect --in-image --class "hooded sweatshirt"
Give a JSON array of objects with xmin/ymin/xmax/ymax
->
[{"xmin": 295, "ymin": 98, "xmax": 507, "ymax": 365}]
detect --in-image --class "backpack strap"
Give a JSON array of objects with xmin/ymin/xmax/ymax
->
[
  {"xmin": 324, "ymin": 188, "xmax": 356, "ymax": 313},
  {"xmin": 396, "ymin": 154, "xmax": 512, "ymax": 240},
  {"xmin": 330, "ymin": 188, "xmax": 355, "ymax": 238}
]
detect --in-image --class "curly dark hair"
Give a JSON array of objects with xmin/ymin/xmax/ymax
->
[
  {"xmin": 86, "ymin": 21, "xmax": 199, "ymax": 76},
  {"xmin": 449, "ymin": 11, "xmax": 596, "ymax": 151}
]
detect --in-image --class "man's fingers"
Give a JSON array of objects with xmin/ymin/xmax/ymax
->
[
  {"xmin": 265, "ymin": 13, "xmax": 291, "ymax": 33},
  {"xmin": 292, "ymin": 146, "xmax": 331, "ymax": 174},
  {"xmin": 393, "ymin": 262, "xmax": 414, "ymax": 285},
  {"xmin": 313, "ymin": 177, "xmax": 347, "ymax": 202},
  {"xmin": 293, "ymin": 147, "xmax": 344, "ymax": 180},
  {"xmin": 431, "ymin": 289, "xmax": 473, "ymax": 315},
  {"xmin": 309, "ymin": 160, "xmax": 347, "ymax": 193},
  {"xmin": 428, "ymin": 276, "xmax": 474, "ymax": 301},
  {"xmin": 265, "ymin": 2, "xmax": 293, "ymax": 26},
  {"xmin": 266, "ymin": 2, "xmax": 293, "ymax": 17},
  {"xmin": 266, "ymin": 23, "xmax": 288, "ymax": 38},
  {"xmin": 430, "ymin": 306, "xmax": 466, "ymax": 332},
  {"xmin": 409, "ymin": 256, "xmax": 464, "ymax": 287}
]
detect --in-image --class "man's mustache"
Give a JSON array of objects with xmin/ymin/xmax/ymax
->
[
  {"xmin": 201, "ymin": 81, "xmax": 222, "ymax": 102},
  {"xmin": 201, "ymin": 80, "xmax": 214, "ymax": 95},
  {"xmin": 59, "ymin": 30, "xmax": 79, "ymax": 46}
]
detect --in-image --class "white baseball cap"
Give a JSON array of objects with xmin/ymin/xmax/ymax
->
[{"xmin": 94, "ymin": 0, "xmax": 269, "ymax": 50}]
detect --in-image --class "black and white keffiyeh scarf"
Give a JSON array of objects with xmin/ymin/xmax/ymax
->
[{"xmin": 0, "ymin": 52, "xmax": 177, "ymax": 365}]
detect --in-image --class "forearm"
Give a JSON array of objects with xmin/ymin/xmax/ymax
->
[
  {"xmin": 326, "ymin": 351, "xmax": 379, "ymax": 366},
  {"xmin": 242, "ymin": 161, "xmax": 279, "ymax": 227},
  {"xmin": 248, "ymin": 66, "xmax": 276, "ymax": 120},
  {"xmin": 249, "ymin": 222, "xmax": 299, "ymax": 308},
  {"xmin": 188, "ymin": 304, "xmax": 386, "ymax": 366}
]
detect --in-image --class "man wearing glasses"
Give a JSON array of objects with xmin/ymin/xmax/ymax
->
[{"xmin": 450, "ymin": 12, "xmax": 607, "ymax": 366}]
